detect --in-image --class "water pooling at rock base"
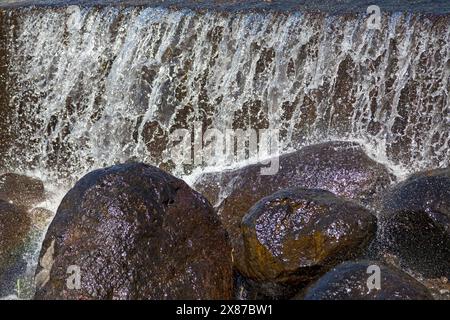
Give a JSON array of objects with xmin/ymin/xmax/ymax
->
[{"xmin": 0, "ymin": 0, "xmax": 449, "ymax": 300}]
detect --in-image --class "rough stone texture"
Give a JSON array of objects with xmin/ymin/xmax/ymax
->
[
  {"xmin": 240, "ymin": 188, "xmax": 377, "ymax": 287},
  {"xmin": 378, "ymin": 167, "xmax": 450, "ymax": 278},
  {"xmin": 34, "ymin": 163, "xmax": 233, "ymax": 300},
  {"xmin": 301, "ymin": 260, "xmax": 434, "ymax": 300},
  {"xmin": 0, "ymin": 200, "xmax": 30, "ymax": 296},
  {"xmin": 418, "ymin": 277, "xmax": 450, "ymax": 300},
  {"xmin": 0, "ymin": 173, "xmax": 46, "ymax": 208},
  {"xmin": 194, "ymin": 141, "xmax": 393, "ymax": 270}
]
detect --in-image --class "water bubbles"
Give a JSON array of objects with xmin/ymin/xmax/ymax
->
[{"xmin": 66, "ymin": 5, "xmax": 82, "ymax": 31}]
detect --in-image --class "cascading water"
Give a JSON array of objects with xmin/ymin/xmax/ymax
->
[
  {"xmin": 0, "ymin": 0, "xmax": 449, "ymax": 299},
  {"xmin": 2, "ymin": 4, "xmax": 449, "ymax": 180}
]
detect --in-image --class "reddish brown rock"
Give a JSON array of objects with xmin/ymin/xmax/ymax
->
[
  {"xmin": 0, "ymin": 173, "xmax": 45, "ymax": 208},
  {"xmin": 34, "ymin": 163, "xmax": 232, "ymax": 300},
  {"xmin": 239, "ymin": 188, "xmax": 376, "ymax": 295}
]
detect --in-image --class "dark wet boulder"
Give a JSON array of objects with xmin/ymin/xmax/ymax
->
[
  {"xmin": 34, "ymin": 163, "xmax": 232, "ymax": 300},
  {"xmin": 0, "ymin": 173, "xmax": 45, "ymax": 208},
  {"xmin": 195, "ymin": 141, "xmax": 393, "ymax": 207},
  {"xmin": 194, "ymin": 141, "xmax": 393, "ymax": 271},
  {"xmin": 239, "ymin": 188, "xmax": 376, "ymax": 294},
  {"xmin": 0, "ymin": 200, "xmax": 31, "ymax": 296},
  {"xmin": 378, "ymin": 167, "xmax": 450, "ymax": 278},
  {"xmin": 301, "ymin": 260, "xmax": 433, "ymax": 300}
]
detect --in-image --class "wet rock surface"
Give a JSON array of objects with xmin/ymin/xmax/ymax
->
[
  {"xmin": 0, "ymin": 200, "xmax": 31, "ymax": 296},
  {"xmin": 239, "ymin": 188, "xmax": 377, "ymax": 292},
  {"xmin": 378, "ymin": 167, "xmax": 450, "ymax": 278},
  {"xmin": 34, "ymin": 163, "xmax": 232, "ymax": 300},
  {"xmin": 301, "ymin": 260, "xmax": 434, "ymax": 300},
  {"xmin": 419, "ymin": 277, "xmax": 450, "ymax": 300},
  {"xmin": 234, "ymin": 271, "xmax": 300, "ymax": 300},
  {"xmin": 194, "ymin": 141, "xmax": 393, "ymax": 271},
  {"xmin": 0, "ymin": 173, "xmax": 46, "ymax": 208}
]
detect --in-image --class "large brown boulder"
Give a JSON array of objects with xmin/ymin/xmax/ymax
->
[
  {"xmin": 378, "ymin": 167, "xmax": 450, "ymax": 278},
  {"xmin": 0, "ymin": 173, "xmax": 45, "ymax": 208},
  {"xmin": 0, "ymin": 200, "xmax": 31, "ymax": 296},
  {"xmin": 194, "ymin": 141, "xmax": 393, "ymax": 270},
  {"xmin": 239, "ymin": 188, "xmax": 376, "ymax": 296},
  {"xmin": 301, "ymin": 260, "xmax": 433, "ymax": 300},
  {"xmin": 34, "ymin": 163, "xmax": 233, "ymax": 300}
]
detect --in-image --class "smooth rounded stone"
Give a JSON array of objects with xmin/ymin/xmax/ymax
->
[
  {"xmin": 194, "ymin": 141, "xmax": 393, "ymax": 270},
  {"xmin": 378, "ymin": 167, "xmax": 450, "ymax": 278},
  {"xmin": 0, "ymin": 173, "xmax": 45, "ymax": 208},
  {"xmin": 300, "ymin": 260, "xmax": 434, "ymax": 300},
  {"xmin": 0, "ymin": 200, "xmax": 31, "ymax": 296},
  {"xmin": 34, "ymin": 163, "xmax": 232, "ymax": 300},
  {"xmin": 240, "ymin": 188, "xmax": 377, "ymax": 287}
]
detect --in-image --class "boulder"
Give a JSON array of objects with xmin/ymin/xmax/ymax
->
[
  {"xmin": 0, "ymin": 173, "xmax": 45, "ymax": 208},
  {"xmin": 239, "ymin": 188, "xmax": 377, "ymax": 292},
  {"xmin": 301, "ymin": 260, "xmax": 433, "ymax": 300},
  {"xmin": 0, "ymin": 200, "xmax": 31, "ymax": 296},
  {"xmin": 378, "ymin": 167, "xmax": 450, "ymax": 278},
  {"xmin": 34, "ymin": 163, "xmax": 232, "ymax": 300},
  {"xmin": 194, "ymin": 141, "xmax": 393, "ymax": 271}
]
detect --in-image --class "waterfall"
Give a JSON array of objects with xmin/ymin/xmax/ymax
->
[
  {"xmin": 1, "ymin": 5, "xmax": 448, "ymax": 186},
  {"xmin": 1, "ymin": 6, "xmax": 449, "ymax": 185}
]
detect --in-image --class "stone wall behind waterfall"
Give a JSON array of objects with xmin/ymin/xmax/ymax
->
[
  {"xmin": 0, "ymin": 5, "xmax": 449, "ymax": 181},
  {"xmin": 0, "ymin": 10, "xmax": 11, "ymax": 170}
]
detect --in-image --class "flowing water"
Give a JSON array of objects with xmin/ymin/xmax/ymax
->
[{"xmin": 0, "ymin": 0, "xmax": 449, "ymax": 299}]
